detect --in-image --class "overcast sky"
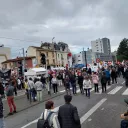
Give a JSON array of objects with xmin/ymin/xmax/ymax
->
[{"xmin": 0, "ymin": 0, "xmax": 127, "ymax": 57}]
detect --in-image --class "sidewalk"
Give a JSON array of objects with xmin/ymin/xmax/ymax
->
[{"xmin": 3, "ymin": 86, "xmax": 66, "ymax": 118}]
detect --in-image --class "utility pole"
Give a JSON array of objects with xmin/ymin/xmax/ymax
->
[
  {"xmin": 22, "ymin": 48, "xmax": 25, "ymax": 79},
  {"xmin": 83, "ymin": 48, "xmax": 87, "ymax": 69}
]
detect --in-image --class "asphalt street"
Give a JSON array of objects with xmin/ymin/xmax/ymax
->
[{"xmin": 4, "ymin": 77, "xmax": 128, "ymax": 128}]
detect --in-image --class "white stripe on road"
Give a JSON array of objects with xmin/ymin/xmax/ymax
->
[
  {"xmin": 122, "ymin": 81, "xmax": 125, "ymax": 84},
  {"xmin": 122, "ymin": 88, "xmax": 128, "ymax": 95},
  {"xmin": 108, "ymin": 86, "xmax": 123, "ymax": 95},
  {"xmin": 80, "ymin": 98, "xmax": 107, "ymax": 124},
  {"xmin": 96, "ymin": 86, "xmax": 111, "ymax": 94},
  {"xmin": 21, "ymin": 106, "xmax": 60, "ymax": 128},
  {"xmin": 21, "ymin": 98, "xmax": 107, "ymax": 128}
]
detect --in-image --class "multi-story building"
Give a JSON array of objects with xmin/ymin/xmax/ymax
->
[
  {"xmin": 91, "ymin": 38, "xmax": 111, "ymax": 55},
  {"xmin": 27, "ymin": 42, "xmax": 72, "ymax": 68},
  {"xmin": 0, "ymin": 45, "xmax": 11, "ymax": 68}
]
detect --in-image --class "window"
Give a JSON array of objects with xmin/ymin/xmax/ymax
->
[
  {"xmin": 46, "ymin": 52, "xmax": 48, "ymax": 57},
  {"xmin": 53, "ymin": 59, "xmax": 55, "ymax": 64},
  {"xmin": 47, "ymin": 59, "xmax": 49, "ymax": 65},
  {"xmin": 52, "ymin": 52, "xmax": 54, "ymax": 57},
  {"xmin": 58, "ymin": 54, "xmax": 59, "ymax": 58}
]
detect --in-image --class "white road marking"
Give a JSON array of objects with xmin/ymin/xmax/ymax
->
[
  {"xmin": 95, "ymin": 86, "xmax": 111, "ymax": 94},
  {"xmin": 122, "ymin": 81, "xmax": 125, "ymax": 84},
  {"xmin": 122, "ymin": 88, "xmax": 128, "ymax": 95},
  {"xmin": 59, "ymin": 90, "xmax": 65, "ymax": 93},
  {"xmin": 21, "ymin": 106, "xmax": 60, "ymax": 128},
  {"xmin": 80, "ymin": 98, "xmax": 107, "ymax": 124},
  {"xmin": 108, "ymin": 86, "xmax": 123, "ymax": 95},
  {"xmin": 21, "ymin": 98, "xmax": 107, "ymax": 128}
]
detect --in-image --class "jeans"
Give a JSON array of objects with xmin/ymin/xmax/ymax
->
[
  {"xmin": 112, "ymin": 77, "xmax": 117, "ymax": 84},
  {"xmin": 7, "ymin": 96, "xmax": 16, "ymax": 113},
  {"xmin": 102, "ymin": 83, "xmax": 107, "ymax": 92},
  {"xmin": 94, "ymin": 84, "xmax": 99, "ymax": 93},
  {"xmin": 0, "ymin": 118, "xmax": 5, "ymax": 128},
  {"xmin": 84, "ymin": 89, "xmax": 90, "ymax": 97},
  {"xmin": 37, "ymin": 90, "xmax": 42, "ymax": 101},
  {"xmin": 53, "ymin": 84, "xmax": 58, "ymax": 93},
  {"xmin": 79, "ymin": 84, "xmax": 84, "ymax": 94},
  {"xmin": 72, "ymin": 83, "xmax": 77, "ymax": 94},
  {"xmin": 121, "ymin": 120, "xmax": 128, "ymax": 128}
]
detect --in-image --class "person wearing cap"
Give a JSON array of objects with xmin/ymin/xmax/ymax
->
[{"xmin": 58, "ymin": 95, "xmax": 81, "ymax": 128}]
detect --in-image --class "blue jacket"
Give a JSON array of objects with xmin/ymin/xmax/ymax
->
[{"xmin": 105, "ymin": 70, "xmax": 110, "ymax": 78}]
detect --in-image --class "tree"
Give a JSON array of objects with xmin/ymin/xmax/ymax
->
[{"xmin": 117, "ymin": 38, "xmax": 128, "ymax": 61}]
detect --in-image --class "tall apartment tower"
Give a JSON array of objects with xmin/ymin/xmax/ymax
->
[{"xmin": 91, "ymin": 38, "xmax": 111, "ymax": 55}]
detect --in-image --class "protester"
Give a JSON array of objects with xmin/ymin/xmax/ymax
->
[
  {"xmin": 92, "ymin": 72, "xmax": 99, "ymax": 93},
  {"xmin": 17, "ymin": 78, "xmax": 21, "ymax": 90},
  {"xmin": 6, "ymin": 82, "xmax": 16, "ymax": 115},
  {"xmin": 64, "ymin": 75, "xmax": 71, "ymax": 95},
  {"xmin": 83, "ymin": 76, "xmax": 92, "ymax": 98},
  {"xmin": 0, "ymin": 95, "xmax": 5, "ymax": 128},
  {"xmin": 0, "ymin": 83, "xmax": 5, "ymax": 98},
  {"xmin": 35, "ymin": 78, "xmax": 43, "ymax": 101},
  {"xmin": 41, "ymin": 75, "xmax": 46, "ymax": 88},
  {"xmin": 124, "ymin": 68, "xmax": 128, "ymax": 87},
  {"xmin": 101, "ymin": 72, "xmax": 107, "ymax": 93},
  {"xmin": 70, "ymin": 71, "xmax": 77, "ymax": 95},
  {"xmin": 24, "ymin": 79, "xmax": 29, "ymax": 100},
  {"xmin": 57, "ymin": 73, "xmax": 63, "ymax": 86},
  {"xmin": 78, "ymin": 72, "xmax": 84, "ymax": 94},
  {"xmin": 58, "ymin": 95, "xmax": 81, "ymax": 128},
  {"xmin": 28, "ymin": 78, "xmax": 36, "ymax": 102},
  {"xmin": 111, "ymin": 68, "xmax": 117, "ymax": 84},
  {"xmin": 51, "ymin": 74, "xmax": 58, "ymax": 94},
  {"xmin": 105, "ymin": 68, "xmax": 111, "ymax": 85},
  {"xmin": 38, "ymin": 101, "xmax": 60, "ymax": 128}
]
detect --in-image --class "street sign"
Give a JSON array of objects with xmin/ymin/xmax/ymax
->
[{"xmin": 96, "ymin": 58, "xmax": 100, "ymax": 63}]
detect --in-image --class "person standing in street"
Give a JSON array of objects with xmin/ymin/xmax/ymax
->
[
  {"xmin": 0, "ymin": 95, "xmax": 5, "ymax": 128},
  {"xmin": 51, "ymin": 74, "xmax": 58, "ymax": 94},
  {"xmin": 64, "ymin": 75, "xmax": 71, "ymax": 95},
  {"xmin": 28, "ymin": 78, "xmax": 36, "ymax": 102},
  {"xmin": 35, "ymin": 78, "xmax": 43, "ymax": 102},
  {"xmin": 92, "ymin": 72, "xmax": 99, "ymax": 93},
  {"xmin": 124, "ymin": 67, "xmax": 128, "ymax": 87},
  {"xmin": 17, "ymin": 78, "xmax": 21, "ymax": 90},
  {"xmin": 105, "ymin": 68, "xmax": 111, "ymax": 85},
  {"xmin": 70, "ymin": 71, "xmax": 77, "ymax": 95},
  {"xmin": 0, "ymin": 83, "xmax": 5, "ymax": 98},
  {"xmin": 58, "ymin": 95, "xmax": 81, "ymax": 128},
  {"xmin": 24, "ymin": 79, "xmax": 29, "ymax": 100},
  {"xmin": 6, "ymin": 82, "xmax": 16, "ymax": 115},
  {"xmin": 101, "ymin": 72, "xmax": 107, "ymax": 93},
  {"xmin": 111, "ymin": 68, "xmax": 117, "ymax": 84},
  {"xmin": 83, "ymin": 76, "xmax": 92, "ymax": 98},
  {"xmin": 78, "ymin": 73, "xmax": 84, "ymax": 94}
]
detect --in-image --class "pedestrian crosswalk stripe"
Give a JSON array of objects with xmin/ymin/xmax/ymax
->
[
  {"xmin": 96, "ymin": 86, "xmax": 111, "ymax": 94},
  {"xmin": 108, "ymin": 86, "xmax": 123, "ymax": 95},
  {"xmin": 122, "ymin": 88, "xmax": 128, "ymax": 95}
]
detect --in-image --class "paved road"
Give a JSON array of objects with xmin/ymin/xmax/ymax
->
[{"xmin": 5, "ymin": 77, "xmax": 127, "ymax": 128}]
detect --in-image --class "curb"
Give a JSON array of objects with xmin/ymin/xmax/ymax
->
[{"xmin": 5, "ymin": 91, "xmax": 65, "ymax": 118}]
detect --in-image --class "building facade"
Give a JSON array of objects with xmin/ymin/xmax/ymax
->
[
  {"xmin": 0, "ymin": 46, "xmax": 11, "ymax": 68},
  {"xmin": 1, "ymin": 56, "xmax": 36, "ymax": 70},
  {"xmin": 27, "ymin": 42, "xmax": 72, "ymax": 68},
  {"xmin": 91, "ymin": 38, "xmax": 111, "ymax": 55}
]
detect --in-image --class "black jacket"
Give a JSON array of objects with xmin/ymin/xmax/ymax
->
[
  {"xmin": 101, "ymin": 75, "xmax": 107, "ymax": 84},
  {"xmin": 0, "ymin": 97, "xmax": 3, "ymax": 118},
  {"xmin": 78, "ymin": 76, "xmax": 83, "ymax": 85},
  {"xmin": 111, "ymin": 71, "xmax": 117, "ymax": 78},
  {"xmin": 58, "ymin": 103, "xmax": 81, "ymax": 128}
]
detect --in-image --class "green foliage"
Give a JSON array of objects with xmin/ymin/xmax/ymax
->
[{"xmin": 117, "ymin": 38, "xmax": 128, "ymax": 61}]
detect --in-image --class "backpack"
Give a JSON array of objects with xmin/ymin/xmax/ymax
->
[{"xmin": 37, "ymin": 112, "xmax": 54, "ymax": 128}]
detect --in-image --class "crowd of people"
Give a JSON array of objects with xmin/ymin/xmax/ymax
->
[{"xmin": 0, "ymin": 64, "xmax": 128, "ymax": 128}]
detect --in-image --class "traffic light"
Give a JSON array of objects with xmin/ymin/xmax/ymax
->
[
  {"xmin": 18, "ymin": 61, "xmax": 23, "ymax": 76},
  {"xmin": 40, "ymin": 53, "xmax": 46, "ymax": 65}
]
